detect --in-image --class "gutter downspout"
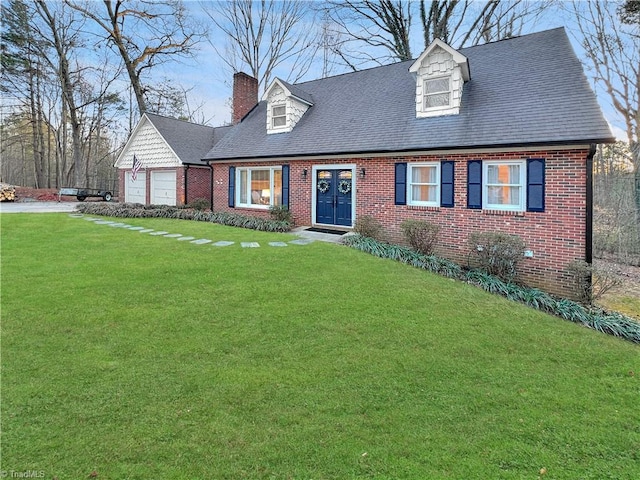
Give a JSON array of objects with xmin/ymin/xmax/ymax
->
[
  {"xmin": 184, "ymin": 164, "xmax": 190, "ymax": 206},
  {"xmin": 586, "ymin": 144, "xmax": 596, "ymax": 265},
  {"xmin": 208, "ymin": 162, "xmax": 214, "ymax": 211}
]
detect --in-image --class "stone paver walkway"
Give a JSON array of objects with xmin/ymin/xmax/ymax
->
[{"xmin": 68, "ymin": 214, "xmax": 342, "ymax": 248}]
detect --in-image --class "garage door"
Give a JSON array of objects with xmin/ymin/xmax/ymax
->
[
  {"xmin": 125, "ymin": 172, "xmax": 146, "ymax": 203},
  {"xmin": 151, "ymin": 170, "xmax": 176, "ymax": 206}
]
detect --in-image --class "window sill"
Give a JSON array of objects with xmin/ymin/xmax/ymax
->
[
  {"xmin": 482, "ymin": 209, "xmax": 525, "ymax": 217},
  {"xmin": 408, "ymin": 205, "xmax": 440, "ymax": 211},
  {"xmin": 236, "ymin": 204, "xmax": 271, "ymax": 210}
]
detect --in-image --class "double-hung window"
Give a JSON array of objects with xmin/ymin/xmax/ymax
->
[
  {"xmin": 236, "ymin": 167, "xmax": 282, "ymax": 208},
  {"xmin": 272, "ymin": 105, "xmax": 286, "ymax": 128},
  {"xmin": 423, "ymin": 76, "xmax": 451, "ymax": 109},
  {"xmin": 408, "ymin": 163, "xmax": 440, "ymax": 206},
  {"xmin": 483, "ymin": 161, "xmax": 526, "ymax": 211}
]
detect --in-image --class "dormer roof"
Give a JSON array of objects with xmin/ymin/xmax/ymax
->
[
  {"xmin": 262, "ymin": 78, "xmax": 314, "ymax": 106},
  {"xmin": 409, "ymin": 39, "xmax": 470, "ymax": 81}
]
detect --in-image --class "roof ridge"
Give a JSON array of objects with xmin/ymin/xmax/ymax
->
[
  {"xmin": 145, "ymin": 112, "xmax": 216, "ymax": 129},
  {"xmin": 459, "ymin": 26, "xmax": 566, "ymax": 53},
  {"xmin": 293, "ymin": 27, "xmax": 566, "ymax": 88}
]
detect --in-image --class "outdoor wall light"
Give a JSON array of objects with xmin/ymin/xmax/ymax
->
[
  {"xmin": 360, "ymin": 167, "xmax": 366, "ymax": 178},
  {"xmin": 302, "ymin": 168, "xmax": 308, "ymax": 179}
]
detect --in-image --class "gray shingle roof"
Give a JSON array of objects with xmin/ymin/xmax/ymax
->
[
  {"xmin": 204, "ymin": 28, "xmax": 613, "ymax": 162},
  {"xmin": 145, "ymin": 113, "xmax": 231, "ymax": 165},
  {"xmin": 277, "ymin": 78, "xmax": 314, "ymax": 105}
]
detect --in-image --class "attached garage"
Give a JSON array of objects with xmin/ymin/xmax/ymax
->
[
  {"xmin": 125, "ymin": 172, "xmax": 146, "ymax": 203},
  {"xmin": 151, "ymin": 170, "xmax": 177, "ymax": 205},
  {"xmin": 115, "ymin": 113, "xmax": 230, "ymax": 206}
]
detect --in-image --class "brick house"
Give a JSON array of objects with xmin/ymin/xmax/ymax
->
[
  {"xmin": 115, "ymin": 113, "xmax": 230, "ymax": 205},
  {"xmin": 202, "ymin": 28, "xmax": 613, "ymax": 298}
]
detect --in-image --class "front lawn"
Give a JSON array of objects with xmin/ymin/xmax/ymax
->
[{"xmin": 1, "ymin": 214, "xmax": 639, "ymax": 479}]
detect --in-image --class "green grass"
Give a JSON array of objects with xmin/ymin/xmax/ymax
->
[
  {"xmin": 600, "ymin": 295, "xmax": 640, "ymax": 322},
  {"xmin": 2, "ymin": 213, "xmax": 639, "ymax": 479}
]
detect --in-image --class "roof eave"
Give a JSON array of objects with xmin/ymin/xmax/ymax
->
[{"xmin": 204, "ymin": 137, "xmax": 616, "ymax": 163}]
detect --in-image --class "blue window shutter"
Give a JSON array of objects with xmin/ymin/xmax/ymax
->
[
  {"xmin": 395, "ymin": 162, "xmax": 407, "ymax": 205},
  {"xmin": 228, "ymin": 166, "xmax": 235, "ymax": 208},
  {"xmin": 441, "ymin": 161, "xmax": 455, "ymax": 207},
  {"xmin": 467, "ymin": 160, "xmax": 482, "ymax": 209},
  {"xmin": 527, "ymin": 158, "xmax": 545, "ymax": 212},
  {"xmin": 281, "ymin": 165, "xmax": 290, "ymax": 208}
]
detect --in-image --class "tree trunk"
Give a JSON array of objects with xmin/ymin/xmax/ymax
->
[{"xmin": 633, "ymin": 142, "xmax": 640, "ymax": 232}]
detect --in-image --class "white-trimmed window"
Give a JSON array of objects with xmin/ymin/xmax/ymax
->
[
  {"xmin": 423, "ymin": 76, "xmax": 451, "ymax": 109},
  {"xmin": 271, "ymin": 105, "xmax": 286, "ymax": 128},
  {"xmin": 408, "ymin": 163, "xmax": 440, "ymax": 206},
  {"xmin": 483, "ymin": 161, "xmax": 526, "ymax": 211},
  {"xmin": 236, "ymin": 167, "xmax": 282, "ymax": 208}
]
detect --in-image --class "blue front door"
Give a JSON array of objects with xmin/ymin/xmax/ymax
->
[{"xmin": 315, "ymin": 169, "xmax": 353, "ymax": 227}]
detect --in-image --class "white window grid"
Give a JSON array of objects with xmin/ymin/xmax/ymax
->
[
  {"xmin": 408, "ymin": 162, "xmax": 441, "ymax": 207},
  {"xmin": 482, "ymin": 160, "xmax": 526, "ymax": 212}
]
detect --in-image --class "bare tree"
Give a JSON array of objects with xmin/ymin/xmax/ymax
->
[
  {"xmin": 324, "ymin": 0, "xmax": 553, "ymax": 69},
  {"xmin": 421, "ymin": 0, "xmax": 553, "ymax": 47},
  {"xmin": 204, "ymin": 0, "xmax": 318, "ymax": 93},
  {"xmin": 322, "ymin": 0, "xmax": 412, "ymax": 68},
  {"xmin": 66, "ymin": 0, "xmax": 205, "ymax": 117},
  {"xmin": 419, "ymin": 0, "xmax": 461, "ymax": 46},
  {"xmin": 572, "ymin": 0, "xmax": 639, "ymax": 228},
  {"xmin": 33, "ymin": 0, "xmax": 92, "ymax": 186}
]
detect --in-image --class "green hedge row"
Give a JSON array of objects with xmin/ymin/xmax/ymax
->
[
  {"xmin": 76, "ymin": 202, "xmax": 292, "ymax": 233},
  {"xmin": 343, "ymin": 234, "xmax": 640, "ymax": 344}
]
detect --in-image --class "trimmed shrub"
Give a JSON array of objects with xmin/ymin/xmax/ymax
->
[
  {"xmin": 353, "ymin": 215, "xmax": 385, "ymax": 241},
  {"xmin": 269, "ymin": 205, "xmax": 293, "ymax": 224},
  {"xmin": 567, "ymin": 259, "xmax": 622, "ymax": 304},
  {"xmin": 468, "ymin": 231, "xmax": 525, "ymax": 282},
  {"xmin": 400, "ymin": 220, "xmax": 440, "ymax": 255},
  {"xmin": 184, "ymin": 198, "xmax": 210, "ymax": 211},
  {"xmin": 75, "ymin": 202, "xmax": 292, "ymax": 232}
]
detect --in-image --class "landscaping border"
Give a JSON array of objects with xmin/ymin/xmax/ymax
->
[
  {"xmin": 343, "ymin": 234, "xmax": 640, "ymax": 344},
  {"xmin": 75, "ymin": 202, "xmax": 292, "ymax": 232}
]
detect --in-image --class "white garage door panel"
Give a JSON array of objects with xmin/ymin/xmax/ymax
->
[
  {"xmin": 151, "ymin": 171, "xmax": 176, "ymax": 205},
  {"xmin": 125, "ymin": 172, "xmax": 146, "ymax": 203}
]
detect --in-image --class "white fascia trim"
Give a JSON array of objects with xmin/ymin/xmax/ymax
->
[
  {"xmin": 262, "ymin": 78, "xmax": 290, "ymax": 101},
  {"xmin": 290, "ymin": 94, "xmax": 313, "ymax": 106},
  {"xmin": 114, "ymin": 114, "xmax": 150, "ymax": 168},
  {"xmin": 206, "ymin": 144, "xmax": 592, "ymax": 164},
  {"xmin": 114, "ymin": 113, "xmax": 183, "ymax": 169},
  {"xmin": 262, "ymin": 78, "xmax": 313, "ymax": 106},
  {"xmin": 409, "ymin": 39, "xmax": 470, "ymax": 81}
]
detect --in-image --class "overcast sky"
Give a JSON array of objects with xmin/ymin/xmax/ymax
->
[{"xmin": 163, "ymin": 1, "xmax": 627, "ymax": 141}]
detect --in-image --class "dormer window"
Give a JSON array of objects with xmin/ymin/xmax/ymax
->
[
  {"xmin": 272, "ymin": 105, "xmax": 286, "ymax": 128},
  {"xmin": 424, "ymin": 76, "xmax": 451, "ymax": 109},
  {"xmin": 263, "ymin": 78, "xmax": 313, "ymax": 134},
  {"xmin": 410, "ymin": 39, "xmax": 469, "ymax": 118}
]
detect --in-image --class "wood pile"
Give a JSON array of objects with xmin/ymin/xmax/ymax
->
[{"xmin": 0, "ymin": 183, "xmax": 16, "ymax": 202}]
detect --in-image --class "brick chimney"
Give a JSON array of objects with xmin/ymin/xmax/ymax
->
[{"xmin": 232, "ymin": 72, "xmax": 258, "ymax": 125}]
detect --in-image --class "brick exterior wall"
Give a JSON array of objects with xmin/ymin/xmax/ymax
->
[
  {"xmin": 184, "ymin": 166, "xmax": 212, "ymax": 206},
  {"xmin": 211, "ymin": 148, "xmax": 590, "ymax": 298}
]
